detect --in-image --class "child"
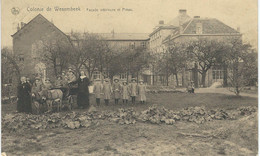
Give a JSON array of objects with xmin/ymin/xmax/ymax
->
[
  {"xmin": 121, "ymin": 80, "xmax": 129, "ymax": 104},
  {"xmin": 129, "ymin": 78, "xmax": 137, "ymax": 104},
  {"xmin": 55, "ymin": 75, "xmax": 63, "ymax": 88},
  {"xmin": 112, "ymin": 77, "xmax": 121, "ymax": 104},
  {"xmin": 138, "ymin": 80, "xmax": 146, "ymax": 104},
  {"xmin": 103, "ymin": 78, "xmax": 112, "ymax": 105},
  {"xmin": 93, "ymin": 78, "xmax": 103, "ymax": 106}
]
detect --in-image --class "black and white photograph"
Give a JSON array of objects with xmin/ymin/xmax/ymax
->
[{"xmin": 1, "ymin": 0, "xmax": 258, "ymax": 155}]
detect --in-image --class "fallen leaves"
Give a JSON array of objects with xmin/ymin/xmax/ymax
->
[{"xmin": 2, "ymin": 105, "xmax": 257, "ymax": 132}]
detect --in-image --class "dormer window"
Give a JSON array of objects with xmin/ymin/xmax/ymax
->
[{"xmin": 196, "ymin": 23, "xmax": 202, "ymax": 34}]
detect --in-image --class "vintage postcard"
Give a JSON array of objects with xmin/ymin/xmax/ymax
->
[{"xmin": 1, "ymin": 0, "xmax": 258, "ymax": 155}]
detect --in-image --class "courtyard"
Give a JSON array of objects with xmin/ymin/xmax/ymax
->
[{"xmin": 2, "ymin": 91, "xmax": 258, "ymax": 155}]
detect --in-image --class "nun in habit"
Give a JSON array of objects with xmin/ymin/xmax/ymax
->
[{"xmin": 69, "ymin": 70, "xmax": 91, "ymax": 109}]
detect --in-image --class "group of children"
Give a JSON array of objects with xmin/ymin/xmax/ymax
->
[{"xmin": 93, "ymin": 77, "xmax": 146, "ymax": 106}]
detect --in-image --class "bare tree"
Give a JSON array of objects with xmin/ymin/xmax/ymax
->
[
  {"xmin": 159, "ymin": 43, "xmax": 188, "ymax": 86},
  {"xmin": 68, "ymin": 32, "xmax": 111, "ymax": 79},
  {"xmin": 186, "ymin": 39, "xmax": 227, "ymax": 87},
  {"xmin": 224, "ymin": 38, "xmax": 257, "ymax": 96},
  {"xmin": 39, "ymin": 35, "xmax": 72, "ymax": 77}
]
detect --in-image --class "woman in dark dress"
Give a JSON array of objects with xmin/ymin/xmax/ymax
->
[
  {"xmin": 17, "ymin": 76, "xmax": 32, "ymax": 113},
  {"xmin": 69, "ymin": 71, "xmax": 90, "ymax": 109}
]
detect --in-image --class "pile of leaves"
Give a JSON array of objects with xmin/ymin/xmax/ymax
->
[
  {"xmin": 237, "ymin": 106, "xmax": 257, "ymax": 115},
  {"xmin": 2, "ymin": 112, "xmax": 97, "ymax": 132},
  {"xmin": 2, "ymin": 106, "xmax": 257, "ymax": 132},
  {"xmin": 138, "ymin": 105, "xmax": 180, "ymax": 124},
  {"xmin": 108, "ymin": 108, "xmax": 137, "ymax": 124}
]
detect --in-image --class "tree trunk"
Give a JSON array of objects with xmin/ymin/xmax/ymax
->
[
  {"xmin": 223, "ymin": 64, "xmax": 228, "ymax": 87},
  {"xmin": 175, "ymin": 74, "xmax": 179, "ymax": 87},
  {"xmin": 201, "ymin": 71, "xmax": 207, "ymax": 88},
  {"xmin": 166, "ymin": 71, "xmax": 169, "ymax": 86}
]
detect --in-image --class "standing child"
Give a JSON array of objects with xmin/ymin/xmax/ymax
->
[
  {"xmin": 138, "ymin": 80, "xmax": 146, "ymax": 104},
  {"xmin": 121, "ymin": 81, "xmax": 129, "ymax": 104},
  {"xmin": 112, "ymin": 77, "xmax": 121, "ymax": 104},
  {"xmin": 103, "ymin": 78, "xmax": 112, "ymax": 105},
  {"xmin": 93, "ymin": 78, "xmax": 103, "ymax": 106},
  {"xmin": 129, "ymin": 78, "xmax": 137, "ymax": 104}
]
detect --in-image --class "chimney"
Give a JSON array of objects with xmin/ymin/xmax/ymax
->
[
  {"xmin": 21, "ymin": 22, "xmax": 26, "ymax": 28},
  {"xmin": 194, "ymin": 16, "xmax": 200, "ymax": 18},
  {"xmin": 159, "ymin": 20, "xmax": 164, "ymax": 25},
  {"xmin": 237, "ymin": 27, "xmax": 240, "ymax": 32},
  {"xmin": 178, "ymin": 9, "xmax": 187, "ymax": 33},
  {"xmin": 179, "ymin": 9, "xmax": 187, "ymax": 16},
  {"xmin": 17, "ymin": 23, "xmax": 20, "ymax": 31}
]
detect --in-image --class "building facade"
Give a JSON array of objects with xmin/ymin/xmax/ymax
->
[
  {"xmin": 162, "ymin": 12, "xmax": 241, "ymax": 87},
  {"xmin": 12, "ymin": 14, "xmax": 150, "ymax": 83},
  {"xmin": 11, "ymin": 14, "xmax": 71, "ymax": 81},
  {"xmin": 12, "ymin": 12, "xmax": 242, "ymax": 87}
]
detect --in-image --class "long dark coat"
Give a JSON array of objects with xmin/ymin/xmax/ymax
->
[
  {"xmin": 17, "ymin": 82, "xmax": 32, "ymax": 113},
  {"xmin": 70, "ymin": 77, "xmax": 90, "ymax": 108}
]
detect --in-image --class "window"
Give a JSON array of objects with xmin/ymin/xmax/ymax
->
[
  {"xmin": 212, "ymin": 66, "xmax": 224, "ymax": 80},
  {"xmin": 141, "ymin": 42, "xmax": 146, "ymax": 48},
  {"xmin": 196, "ymin": 23, "xmax": 202, "ymax": 34},
  {"xmin": 120, "ymin": 72, "xmax": 127, "ymax": 79},
  {"xmin": 93, "ymin": 71, "xmax": 101, "ymax": 79}
]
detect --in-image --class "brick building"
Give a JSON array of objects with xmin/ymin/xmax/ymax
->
[
  {"xmin": 12, "ymin": 14, "xmax": 150, "ymax": 83},
  {"xmin": 11, "ymin": 14, "xmax": 71, "ymax": 81},
  {"xmin": 149, "ymin": 9, "xmax": 242, "ymax": 87}
]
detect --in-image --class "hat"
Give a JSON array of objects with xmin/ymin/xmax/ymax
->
[
  {"xmin": 114, "ymin": 77, "xmax": 119, "ymax": 81},
  {"xmin": 139, "ymin": 79, "xmax": 144, "ymax": 82},
  {"xmin": 105, "ymin": 78, "xmax": 110, "ymax": 81},
  {"xmin": 95, "ymin": 78, "xmax": 101, "ymax": 81},
  {"xmin": 35, "ymin": 77, "xmax": 41, "ymax": 80},
  {"xmin": 45, "ymin": 78, "xmax": 50, "ymax": 81},
  {"xmin": 131, "ymin": 78, "xmax": 136, "ymax": 82},
  {"xmin": 68, "ymin": 68, "xmax": 73, "ymax": 72},
  {"xmin": 122, "ymin": 81, "xmax": 127, "ymax": 84}
]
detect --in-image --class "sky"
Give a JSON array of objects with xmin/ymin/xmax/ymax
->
[{"xmin": 1, "ymin": 0, "xmax": 258, "ymax": 48}]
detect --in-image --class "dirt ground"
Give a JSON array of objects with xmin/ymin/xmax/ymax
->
[{"xmin": 2, "ymin": 93, "xmax": 258, "ymax": 155}]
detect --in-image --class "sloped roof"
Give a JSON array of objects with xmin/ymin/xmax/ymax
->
[
  {"xmin": 163, "ymin": 17, "xmax": 240, "ymax": 43},
  {"xmin": 149, "ymin": 25, "xmax": 177, "ymax": 37},
  {"xmin": 183, "ymin": 18, "xmax": 239, "ymax": 34},
  {"xmin": 11, "ymin": 14, "xmax": 68, "ymax": 38},
  {"xmin": 167, "ymin": 14, "xmax": 192, "ymax": 26},
  {"xmin": 98, "ymin": 33, "xmax": 149, "ymax": 40},
  {"xmin": 67, "ymin": 33, "xmax": 150, "ymax": 41}
]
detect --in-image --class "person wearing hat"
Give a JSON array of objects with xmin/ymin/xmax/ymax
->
[
  {"xmin": 67, "ymin": 69, "xmax": 76, "ymax": 84},
  {"xmin": 43, "ymin": 78, "xmax": 53, "ymax": 90},
  {"xmin": 17, "ymin": 76, "xmax": 32, "ymax": 113},
  {"xmin": 32, "ymin": 77, "xmax": 43, "ymax": 97},
  {"xmin": 61, "ymin": 71, "xmax": 68, "ymax": 86},
  {"xmin": 121, "ymin": 80, "xmax": 129, "ymax": 104},
  {"xmin": 129, "ymin": 78, "xmax": 138, "ymax": 104},
  {"xmin": 31, "ymin": 77, "xmax": 44, "ymax": 113},
  {"xmin": 93, "ymin": 78, "xmax": 103, "ymax": 106},
  {"xmin": 55, "ymin": 75, "xmax": 63, "ymax": 88},
  {"xmin": 138, "ymin": 80, "xmax": 146, "ymax": 104},
  {"xmin": 102, "ymin": 78, "xmax": 112, "ymax": 105},
  {"xmin": 112, "ymin": 77, "xmax": 121, "ymax": 104}
]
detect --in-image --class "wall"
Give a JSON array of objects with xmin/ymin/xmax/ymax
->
[{"xmin": 12, "ymin": 15, "xmax": 70, "ymax": 81}]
